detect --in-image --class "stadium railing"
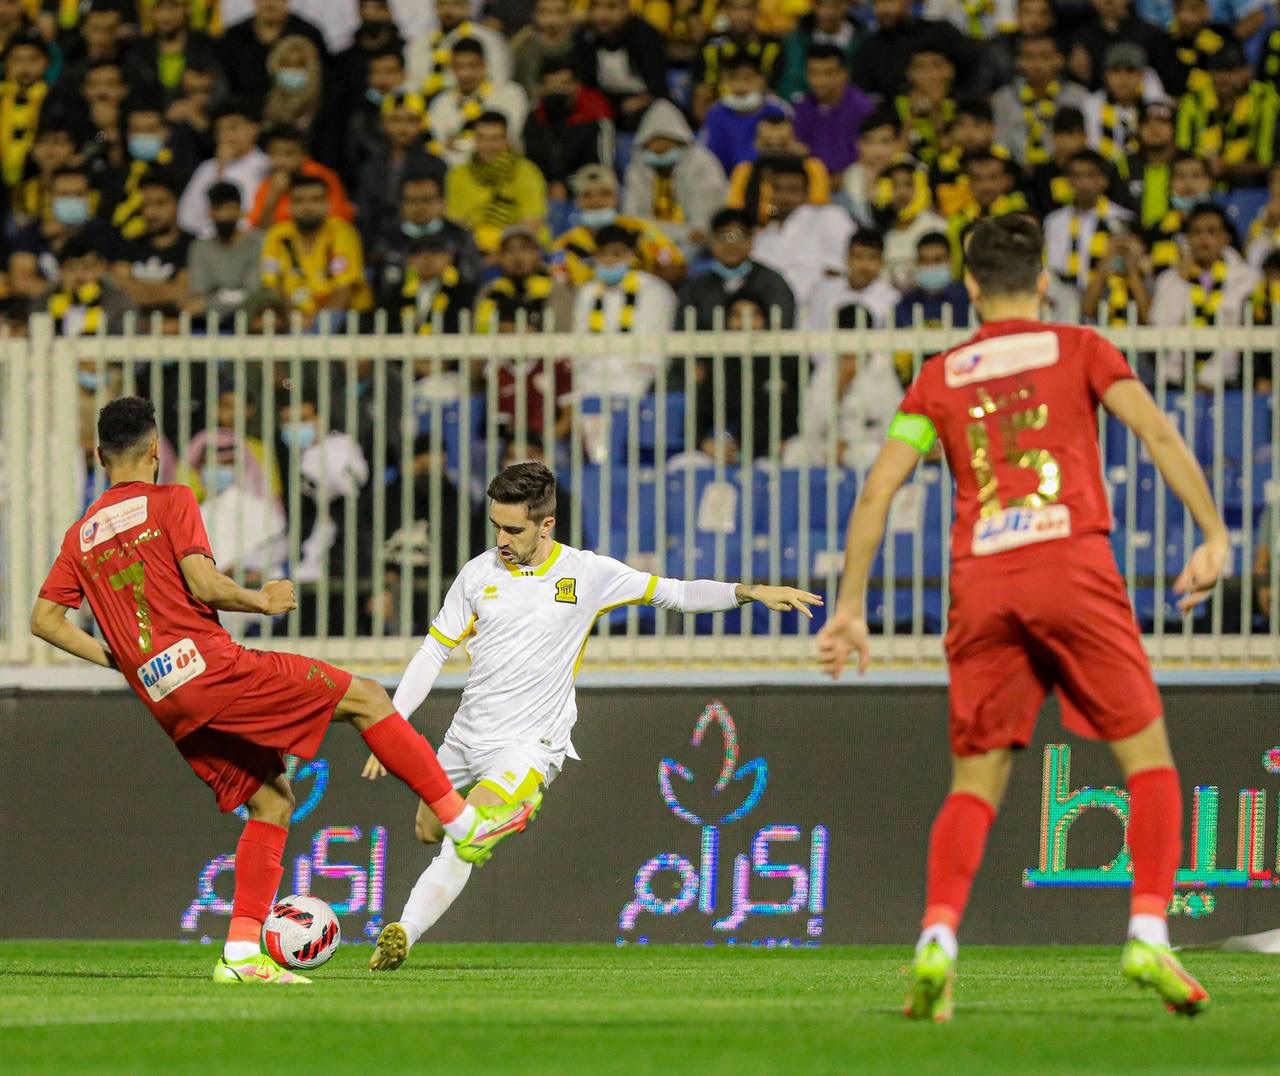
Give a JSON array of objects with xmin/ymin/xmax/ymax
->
[{"xmin": 1, "ymin": 313, "xmax": 1277, "ymax": 673}]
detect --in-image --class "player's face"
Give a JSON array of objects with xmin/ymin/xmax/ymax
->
[{"xmin": 490, "ymin": 502, "xmax": 552, "ymax": 564}]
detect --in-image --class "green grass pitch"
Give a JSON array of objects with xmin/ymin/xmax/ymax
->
[{"xmin": 2, "ymin": 942, "xmax": 1279, "ymax": 1074}]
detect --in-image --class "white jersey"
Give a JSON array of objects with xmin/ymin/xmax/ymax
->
[{"xmin": 427, "ymin": 542, "xmax": 660, "ymax": 755}]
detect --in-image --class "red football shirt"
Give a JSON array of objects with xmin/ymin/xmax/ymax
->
[
  {"xmin": 897, "ymin": 319, "xmax": 1134, "ymax": 567},
  {"xmin": 39, "ymin": 481, "xmax": 247, "ymax": 740}
]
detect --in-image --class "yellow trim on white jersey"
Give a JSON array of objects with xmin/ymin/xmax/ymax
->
[{"xmin": 571, "ymin": 573, "xmax": 659, "ymax": 678}]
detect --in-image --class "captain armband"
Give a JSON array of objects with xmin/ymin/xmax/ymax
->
[{"xmin": 887, "ymin": 411, "xmax": 938, "ymax": 455}]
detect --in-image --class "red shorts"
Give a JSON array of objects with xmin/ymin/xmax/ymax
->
[
  {"xmin": 944, "ymin": 536, "xmax": 1161, "ymax": 757},
  {"xmin": 175, "ymin": 650, "xmax": 352, "ymax": 812}
]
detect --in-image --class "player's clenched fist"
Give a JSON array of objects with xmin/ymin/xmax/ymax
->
[
  {"xmin": 817, "ymin": 610, "xmax": 871, "ymax": 679},
  {"xmin": 259, "ymin": 579, "xmax": 297, "ymax": 615}
]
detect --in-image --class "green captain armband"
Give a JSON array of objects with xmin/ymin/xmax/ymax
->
[{"xmin": 887, "ymin": 411, "xmax": 937, "ymax": 454}]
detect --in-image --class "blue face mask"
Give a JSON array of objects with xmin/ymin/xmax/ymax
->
[
  {"xmin": 211, "ymin": 465, "xmax": 236, "ymax": 495},
  {"xmin": 401, "ymin": 218, "xmax": 444, "ymax": 239},
  {"xmin": 365, "ymin": 87, "xmax": 386, "ymax": 107},
  {"xmin": 276, "ymin": 68, "xmax": 310, "ymax": 92},
  {"xmin": 597, "ymin": 264, "xmax": 629, "ymax": 286},
  {"xmin": 281, "ymin": 422, "xmax": 318, "ymax": 449},
  {"xmin": 77, "ymin": 370, "xmax": 99, "ymax": 391},
  {"xmin": 53, "ymin": 196, "xmax": 90, "ymax": 227},
  {"xmin": 1171, "ymin": 193, "xmax": 1207, "ymax": 213},
  {"xmin": 579, "ymin": 207, "xmax": 617, "ymax": 230},
  {"xmin": 642, "ymin": 148, "xmax": 682, "ymax": 171},
  {"xmin": 710, "ymin": 259, "xmax": 752, "ymax": 280},
  {"xmin": 915, "ymin": 265, "xmax": 953, "ymax": 293},
  {"xmin": 127, "ymin": 134, "xmax": 165, "ymax": 162}
]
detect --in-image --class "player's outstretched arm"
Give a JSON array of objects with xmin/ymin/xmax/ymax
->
[
  {"xmin": 1102, "ymin": 379, "xmax": 1229, "ymax": 611},
  {"xmin": 179, "ymin": 554, "xmax": 297, "ymax": 615},
  {"xmin": 818, "ymin": 436, "xmax": 922, "ymax": 679},
  {"xmin": 649, "ymin": 578, "xmax": 822, "ymax": 616},
  {"xmin": 30, "ymin": 598, "xmax": 117, "ymax": 669}
]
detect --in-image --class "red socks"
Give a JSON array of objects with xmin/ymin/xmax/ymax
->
[
  {"xmin": 229, "ymin": 819, "xmax": 288, "ymax": 943},
  {"xmin": 361, "ymin": 713, "xmax": 465, "ymax": 823},
  {"xmin": 922, "ymin": 792, "xmax": 997, "ymax": 931},
  {"xmin": 1126, "ymin": 766, "xmax": 1182, "ymax": 918}
]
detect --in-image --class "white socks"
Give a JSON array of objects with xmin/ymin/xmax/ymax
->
[
  {"xmin": 441, "ymin": 803, "xmax": 478, "ymax": 842},
  {"xmin": 916, "ymin": 924, "xmax": 959, "ymax": 961},
  {"xmin": 1128, "ymin": 914, "xmax": 1170, "ymax": 948},
  {"xmin": 399, "ymin": 839, "xmax": 474, "ymax": 946},
  {"xmin": 223, "ymin": 940, "xmax": 260, "ymax": 962}
]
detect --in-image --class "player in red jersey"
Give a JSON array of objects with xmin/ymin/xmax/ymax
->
[
  {"xmin": 31, "ymin": 397, "xmax": 539, "ymax": 985},
  {"xmin": 818, "ymin": 216, "xmax": 1226, "ymax": 1020}
]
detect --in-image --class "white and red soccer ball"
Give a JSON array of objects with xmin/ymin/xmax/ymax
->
[{"xmin": 262, "ymin": 895, "xmax": 341, "ymax": 970}]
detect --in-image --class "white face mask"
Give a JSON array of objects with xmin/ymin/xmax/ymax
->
[{"xmin": 722, "ymin": 90, "xmax": 764, "ymax": 112}]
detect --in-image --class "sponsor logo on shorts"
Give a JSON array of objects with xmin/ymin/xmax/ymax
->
[
  {"xmin": 137, "ymin": 638, "xmax": 205, "ymax": 702},
  {"xmin": 79, "ymin": 496, "xmax": 149, "ymax": 551},
  {"xmin": 971, "ymin": 505, "xmax": 1071, "ymax": 556},
  {"xmin": 945, "ymin": 332, "xmax": 1060, "ymax": 388}
]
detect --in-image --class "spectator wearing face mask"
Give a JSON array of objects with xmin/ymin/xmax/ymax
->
[
  {"xmin": 552, "ymin": 164, "xmax": 684, "ymax": 287},
  {"xmin": 219, "ymin": 0, "xmax": 329, "ymax": 104},
  {"xmin": 184, "ymin": 182, "xmax": 271, "ymax": 323},
  {"xmin": 8, "ymin": 119, "xmax": 77, "ymax": 234},
  {"xmin": 103, "ymin": 93, "xmax": 197, "ymax": 243},
  {"xmin": 262, "ymin": 34, "xmax": 325, "ymax": 140},
  {"xmin": 522, "ymin": 55, "xmax": 614, "ymax": 201},
  {"xmin": 698, "ymin": 55, "xmax": 791, "ymax": 176},
  {"xmin": 874, "ymin": 158, "xmax": 947, "ymax": 291},
  {"xmin": 1144, "ymin": 152, "xmax": 1214, "ymax": 273},
  {"xmin": 622, "ymin": 100, "xmax": 727, "ymax": 254},
  {"xmin": 677, "ymin": 207, "xmax": 796, "ymax": 330},
  {"xmin": 893, "ymin": 230, "xmax": 971, "ymax": 333},
  {"xmin": 371, "ymin": 172, "xmax": 481, "ymax": 292},
  {"xmin": 46, "ymin": 229, "xmax": 138, "ymax": 337},
  {"xmin": 691, "ymin": 0, "xmax": 783, "ymax": 124}
]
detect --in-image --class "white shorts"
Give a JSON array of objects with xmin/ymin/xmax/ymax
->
[{"xmin": 436, "ymin": 734, "xmax": 564, "ymax": 803}]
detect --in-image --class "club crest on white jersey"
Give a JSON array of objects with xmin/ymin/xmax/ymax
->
[
  {"xmin": 945, "ymin": 332, "xmax": 1060, "ymax": 388},
  {"xmin": 79, "ymin": 496, "xmax": 148, "ymax": 552}
]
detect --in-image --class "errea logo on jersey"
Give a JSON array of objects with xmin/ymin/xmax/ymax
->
[
  {"xmin": 137, "ymin": 638, "xmax": 205, "ymax": 702},
  {"xmin": 555, "ymin": 578, "xmax": 577, "ymax": 604},
  {"xmin": 79, "ymin": 496, "xmax": 148, "ymax": 551},
  {"xmin": 944, "ymin": 332, "xmax": 1060, "ymax": 387},
  {"xmin": 482, "ymin": 585, "xmax": 500, "ymax": 601}
]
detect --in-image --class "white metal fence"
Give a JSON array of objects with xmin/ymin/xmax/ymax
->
[{"xmin": 2, "ymin": 315, "xmax": 1278, "ymax": 672}]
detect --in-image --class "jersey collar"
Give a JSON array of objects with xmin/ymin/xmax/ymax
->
[{"xmin": 503, "ymin": 541, "xmax": 562, "ymax": 576}]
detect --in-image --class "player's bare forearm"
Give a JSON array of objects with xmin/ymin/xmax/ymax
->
[
  {"xmin": 180, "ymin": 554, "xmax": 296, "ymax": 615},
  {"xmin": 1103, "ymin": 380, "xmax": 1227, "ymax": 544},
  {"xmin": 834, "ymin": 438, "xmax": 922, "ymax": 614},
  {"xmin": 30, "ymin": 599, "xmax": 116, "ymax": 669}
]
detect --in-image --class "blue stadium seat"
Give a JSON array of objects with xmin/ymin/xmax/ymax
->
[
  {"xmin": 415, "ymin": 397, "xmax": 484, "ymax": 478},
  {"xmin": 577, "ymin": 464, "xmax": 659, "ymax": 553},
  {"xmin": 754, "ymin": 467, "xmax": 857, "ymax": 538},
  {"xmin": 638, "ymin": 393, "xmax": 687, "ymax": 461},
  {"xmin": 1216, "ymin": 188, "xmax": 1269, "ymax": 236}
]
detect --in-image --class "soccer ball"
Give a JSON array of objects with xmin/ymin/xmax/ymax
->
[{"xmin": 262, "ymin": 895, "xmax": 341, "ymax": 970}]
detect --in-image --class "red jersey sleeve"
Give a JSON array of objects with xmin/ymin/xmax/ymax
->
[
  {"xmin": 165, "ymin": 485, "xmax": 215, "ymax": 561},
  {"xmin": 898, "ymin": 365, "xmax": 933, "ymax": 418},
  {"xmin": 38, "ymin": 545, "xmax": 84, "ymax": 609},
  {"xmin": 1084, "ymin": 329, "xmax": 1136, "ymax": 403}
]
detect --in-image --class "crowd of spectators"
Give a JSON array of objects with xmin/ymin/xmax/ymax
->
[{"xmin": 15, "ymin": 0, "xmax": 1280, "ymax": 628}]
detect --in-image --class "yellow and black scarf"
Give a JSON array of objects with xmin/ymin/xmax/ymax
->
[
  {"xmin": 1098, "ymin": 99, "xmax": 1139, "ymax": 177},
  {"xmin": 111, "ymin": 153, "xmax": 173, "ymax": 240},
  {"xmin": 0, "ymin": 79, "xmax": 46, "ymax": 187},
  {"xmin": 700, "ymin": 37, "xmax": 782, "ymax": 89},
  {"xmin": 1250, "ymin": 278, "xmax": 1280, "ymax": 324},
  {"xmin": 402, "ymin": 264, "xmax": 461, "ymax": 334},
  {"xmin": 1019, "ymin": 80, "xmax": 1060, "ymax": 166},
  {"xmin": 48, "ymin": 281, "xmax": 104, "ymax": 336},
  {"xmin": 651, "ymin": 171, "xmax": 684, "ymax": 223},
  {"xmin": 1066, "ymin": 197, "xmax": 1112, "ymax": 281},
  {"xmin": 1188, "ymin": 259, "xmax": 1229, "ymax": 326},
  {"xmin": 1263, "ymin": 28, "xmax": 1280, "ymax": 85},
  {"xmin": 1174, "ymin": 26, "xmax": 1224, "ymax": 99},
  {"xmin": 423, "ymin": 21, "xmax": 477, "ymax": 100},
  {"xmin": 589, "ymin": 270, "xmax": 640, "ymax": 332},
  {"xmin": 895, "ymin": 96, "xmax": 955, "ymax": 169},
  {"xmin": 1191, "ymin": 86, "xmax": 1265, "ymax": 168},
  {"xmin": 476, "ymin": 272, "xmax": 553, "ymax": 332},
  {"xmin": 1145, "ymin": 208, "xmax": 1183, "ymax": 271}
]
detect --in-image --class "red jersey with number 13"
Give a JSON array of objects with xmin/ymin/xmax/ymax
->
[
  {"xmin": 39, "ymin": 481, "xmax": 247, "ymax": 740},
  {"xmin": 897, "ymin": 319, "xmax": 1134, "ymax": 567}
]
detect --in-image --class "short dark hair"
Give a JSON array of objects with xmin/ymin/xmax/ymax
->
[
  {"xmin": 1185, "ymin": 202, "xmax": 1237, "ymax": 245},
  {"xmin": 767, "ymin": 156, "xmax": 808, "ymax": 183},
  {"xmin": 123, "ymin": 90, "xmax": 166, "ymax": 123},
  {"xmin": 725, "ymin": 52, "xmax": 761, "ymax": 74},
  {"xmin": 207, "ymin": 180, "xmax": 242, "ymax": 208},
  {"xmin": 474, "ymin": 110, "xmax": 508, "ymax": 130},
  {"xmin": 451, "ymin": 37, "xmax": 485, "ymax": 58},
  {"xmin": 954, "ymin": 97, "xmax": 994, "ymax": 125},
  {"xmin": 58, "ymin": 230, "xmax": 102, "ymax": 263},
  {"xmin": 291, "ymin": 173, "xmax": 328, "ymax": 195},
  {"xmin": 806, "ymin": 42, "xmax": 845, "ymax": 65},
  {"xmin": 539, "ymin": 53, "xmax": 574, "ymax": 80},
  {"xmin": 710, "ymin": 207, "xmax": 753, "ymax": 233},
  {"xmin": 213, "ymin": 98, "xmax": 259, "ymax": 126},
  {"xmin": 1052, "ymin": 106, "xmax": 1086, "ymax": 134},
  {"xmin": 1171, "ymin": 150, "xmax": 1209, "ymax": 175},
  {"xmin": 861, "ymin": 103, "xmax": 901, "ymax": 136},
  {"xmin": 400, "ymin": 171, "xmax": 443, "ymax": 197},
  {"xmin": 97, "ymin": 396, "xmax": 157, "ymax": 464},
  {"xmin": 964, "ymin": 214, "xmax": 1044, "ymax": 298},
  {"xmin": 1067, "ymin": 147, "xmax": 1111, "ymax": 175},
  {"xmin": 849, "ymin": 229, "xmax": 884, "ymax": 254},
  {"xmin": 4, "ymin": 29, "xmax": 48, "ymax": 61},
  {"xmin": 916, "ymin": 230, "xmax": 951, "ymax": 255},
  {"xmin": 488, "ymin": 461, "xmax": 557, "ymax": 521},
  {"xmin": 263, "ymin": 123, "xmax": 307, "ymax": 148},
  {"xmin": 1018, "ymin": 32, "xmax": 1060, "ymax": 54},
  {"xmin": 594, "ymin": 222, "xmax": 636, "ymax": 249},
  {"xmin": 368, "ymin": 42, "xmax": 404, "ymax": 65},
  {"xmin": 138, "ymin": 168, "xmax": 180, "ymax": 197}
]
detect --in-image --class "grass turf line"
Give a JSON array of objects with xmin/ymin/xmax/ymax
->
[{"xmin": 1, "ymin": 942, "xmax": 1278, "ymax": 1074}]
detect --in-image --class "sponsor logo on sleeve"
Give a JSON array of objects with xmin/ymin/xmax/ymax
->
[
  {"xmin": 971, "ymin": 505, "xmax": 1072, "ymax": 556},
  {"xmin": 137, "ymin": 638, "xmax": 205, "ymax": 702},
  {"xmin": 945, "ymin": 332, "xmax": 1060, "ymax": 388},
  {"xmin": 79, "ymin": 496, "xmax": 149, "ymax": 552}
]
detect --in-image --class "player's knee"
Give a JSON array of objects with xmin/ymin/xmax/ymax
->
[{"xmin": 248, "ymin": 778, "xmax": 295, "ymax": 827}]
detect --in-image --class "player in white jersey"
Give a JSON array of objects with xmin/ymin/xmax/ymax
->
[{"xmin": 366, "ymin": 461, "xmax": 821, "ymax": 969}]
